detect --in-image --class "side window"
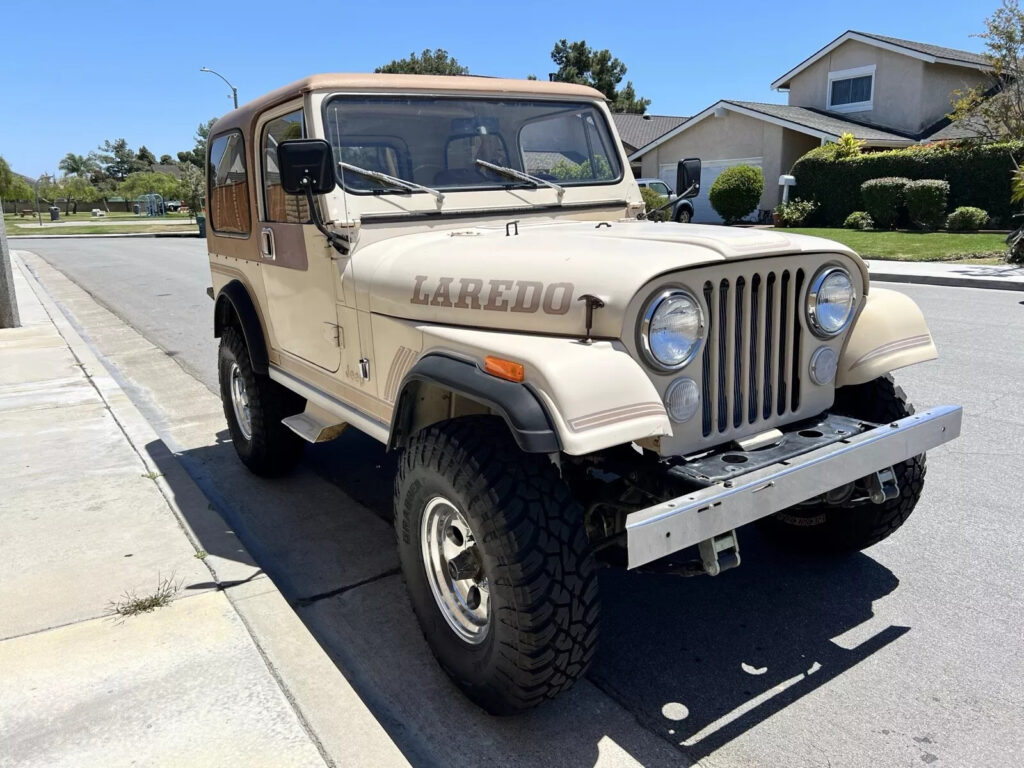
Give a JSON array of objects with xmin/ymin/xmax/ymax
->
[
  {"xmin": 262, "ymin": 109, "xmax": 309, "ymax": 223},
  {"xmin": 208, "ymin": 132, "xmax": 251, "ymax": 235}
]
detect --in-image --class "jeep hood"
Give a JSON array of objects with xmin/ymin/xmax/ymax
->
[{"xmin": 364, "ymin": 220, "xmax": 864, "ymax": 338}]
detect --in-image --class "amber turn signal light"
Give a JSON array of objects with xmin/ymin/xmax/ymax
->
[{"xmin": 484, "ymin": 356, "xmax": 525, "ymax": 382}]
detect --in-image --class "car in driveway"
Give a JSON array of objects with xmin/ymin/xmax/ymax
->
[{"xmin": 637, "ymin": 177, "xmax": 694, "ymax": 222}]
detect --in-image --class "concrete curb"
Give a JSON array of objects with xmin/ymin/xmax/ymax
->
[
  {"xmin": 14, "ymin": 254, "xmax": 410, "ymax": 768},
  {"xmin": 10, "ymin": 231, "xmax": 200, "ymax": 240},
  {"xmin": 869, "ymin": 270, "xmax": 1024, "ymax": 292}
]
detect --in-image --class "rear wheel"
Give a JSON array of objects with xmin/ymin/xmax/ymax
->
[
  {"xmin": 762, "ymin": 375, "xmax": 926, "ymax": 552},
  {"xmin": 675, "ymin": 206, "xmax": 692, "ymax": 223},
  {"xmin": 218, "ymin": 327, "xmax": 305, "ymax": 476},
  {"xmin": 394, "ymin": 416, "xmax": 600, "ymax": 714}
]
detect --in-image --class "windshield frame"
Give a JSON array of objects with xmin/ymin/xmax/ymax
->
[{"xmin": 320, "ymin": 93, "xmax": 625, "ymax": 197}]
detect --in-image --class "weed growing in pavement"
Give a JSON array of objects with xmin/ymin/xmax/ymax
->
[
  {"xmin": 106, "ymin": 574, "xmax": 180, "ymax": 621},
  {"xmin": 141, "ymin": 471, "xmax": 163, "ymax": 480},
  {"xmin": 194, "ymin": 550, "xmax": 208, "ymax": 560}
]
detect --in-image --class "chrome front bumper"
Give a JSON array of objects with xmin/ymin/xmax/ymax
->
[{"xmin": 625, "ymin": 405, "xmax": 962, "ymax": 568}]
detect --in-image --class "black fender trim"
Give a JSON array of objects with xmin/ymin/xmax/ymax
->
[
  {"xmin": 214, "ymin": 280, "xmax": 269, "ymax": 375},
  {"xmin": 389, "ymin": 354, "xmax": 561, "ymax": 454}
]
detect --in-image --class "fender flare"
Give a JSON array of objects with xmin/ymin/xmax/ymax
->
[
  {"xmin": 388, "ymin": 354, "xmax": 561, "ymax": 454},
  {"xmin": 214, "ymin": 280, "xmax": 269, "ymax": 375},
  {"xmin": 837, "ymin": 288, "xmax": 937, "ymax": 387}
]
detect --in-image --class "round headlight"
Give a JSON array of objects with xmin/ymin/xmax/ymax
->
[
  {"xmin": 640, "ymin": 290, "xmax": 704, "ymax": 369},
  {"xmin": 807, "ymin": 267, "xmax": 856, "ymax": 337}
]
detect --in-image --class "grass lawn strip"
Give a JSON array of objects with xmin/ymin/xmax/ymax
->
[{"xmin": 785, "ymin": 228, "xmax": 1007, "ymax": 263}]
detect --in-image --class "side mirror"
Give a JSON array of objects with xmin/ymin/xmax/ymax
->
[
  {"xmin": 676, "ymin": 158, "xmax": 701, "ymax": 199},
  {"xmin": 277, "ymin": 139, "xmax": 336, "ymax": 195}
]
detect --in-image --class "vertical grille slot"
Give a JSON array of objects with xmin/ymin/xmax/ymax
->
[
  {"xmin": 763, "ymin": 273, "xmax": 777, "ymax": 420},
  {"xmin": 791, "ymin": 269, "xmax": 804, "ymax": 412},
  {"xmin": 748, "ymin": 274, "xmax": 762, "ymax": 424},
  {"xmin": 733, "ymin": 277, "xmax": 746, "ymax": 428},
  {"xmin": 701, "ymin": 282, "xmax": 713, "ymax": 436},
  {"xmin": 777, "ymin": 271, "xmax": 791, "ymax": 415},
  {"xmin": 717, "ymin": 279, "xmax": 730, "ymax": 433}
]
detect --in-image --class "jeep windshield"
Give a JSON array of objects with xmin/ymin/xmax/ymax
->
[{"xmin": 323, "ymin": 96, "xmax": 622, "ymax": 197}]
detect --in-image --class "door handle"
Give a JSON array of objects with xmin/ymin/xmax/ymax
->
[{"xmin": 260, "ymin": 227, "xmax": 275, "ymax": 260}]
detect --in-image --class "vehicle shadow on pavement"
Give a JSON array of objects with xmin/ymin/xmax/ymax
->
[{"xmin": 153, "ymin": 429, "xmax": 906, "ymax": 767}]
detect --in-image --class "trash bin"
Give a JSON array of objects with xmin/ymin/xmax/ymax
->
[
  {"xmin": 196, "ymin": 214, "xmax": 207, "ymax": 238},
  {"xmin": 49, "ymin": 206, "xmax": 59, "ymax": 221},
  {"xmin": 133, "ymin": 203, "xmax": 141, "ymax": 215}
]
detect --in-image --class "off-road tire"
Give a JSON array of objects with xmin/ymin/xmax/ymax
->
[
  {"xmin": 762, "ymin": 375, "xmax": 926, "ymax": 552},
  {"xmin": 218, "ymin": 327, "xmax": 305, "ymax": 476},
  {"xmin": 394, "ymin": 416, "xmax": 600, "ymax": 714}
]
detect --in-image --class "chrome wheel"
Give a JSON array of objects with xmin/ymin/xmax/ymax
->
[
  {"xmin": 229, "ymin": 362, "xmax": 253, "ymax": 440},
  {"xmin": 420, "ymin": 496, "xmax": 490, "ymax": 644}
]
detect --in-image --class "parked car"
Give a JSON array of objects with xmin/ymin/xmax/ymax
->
[
  {"xmin": 164, "ymin": 200, "xmax": 182, "ymax": 212},
  {"xmin": 204, "ymin": 73, "xmax": 961, "ymax": 715},
  {"xmin": 636, "ymin": 177, "xmax": 694, "ymax": 222}
]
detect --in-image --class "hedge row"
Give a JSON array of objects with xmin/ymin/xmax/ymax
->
[{"xmin": 791, "ymin": 140, "xmax": 1024, "ymax": 227}]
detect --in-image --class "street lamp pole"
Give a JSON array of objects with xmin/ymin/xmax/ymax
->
[{"xmin": 200, "ymin": 67, "xmax": 238, "ymax": 109}]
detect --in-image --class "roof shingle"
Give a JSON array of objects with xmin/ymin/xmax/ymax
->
[
  {"xmin": 725, "ymin": 101, "xmax": 914, "ymax": 143},
  {"xmin": 852, "ymin": 31, "xmax": 989, "ymax": 67},
  {"xmin": 611, "ymin": 113, "xmax": 687, "ymax": 152}
]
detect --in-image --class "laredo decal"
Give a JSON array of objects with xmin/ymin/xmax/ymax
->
[{"xmin": 411, "ymin": 276, "xmax": 574, "ymax": 315}]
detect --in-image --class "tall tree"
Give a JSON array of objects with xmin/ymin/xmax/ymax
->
[
  {"xmin": 159, "ymin": 154, "xmax": 174, "ymax": 165},
  {"xmin": 58, "ymin": 152, "xmax": 98, "ymax": 178},
  {"xmin": 177, "ymin": 118, "xmax": 217, "ymax": 167},
  {"xmin": 94, "ymin": 138, "xmax": 142, "ymax": 181},
  {"xmin": 118, "ymin": 171, "xmax": 180, "ymax": 201},
  {"xmin": 0, "ymin": 156, "xmax": 33, "ymax": 203},
  {"xmin": 549, "ymin": 39, "xmax": 651, "ymax": 114},
  {"xmin": 137, "ymin": 145, "xmax": 157, "ymax": 166},
  {"xmin": 176, "ymin": 163, "xmax": 205, "ymax": 218},
  {"xmin": 375, "ymin": 48, "xmax": 468, "ymax": 75},
  {"xmin": 950, "ymin": 0, "xmax": 1024, "ymax": 140}
]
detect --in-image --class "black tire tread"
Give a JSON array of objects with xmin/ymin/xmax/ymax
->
[
  {"xmin": 765, "ymin": 375, "xmax": 926, "ymax": 552},
  {"xmin": 395, "ymin": 416, "xmax": 600, "ymax": 714},
  {"xmin": 219, "ymin": 327, "xmax": 304, "ymax": 476}
]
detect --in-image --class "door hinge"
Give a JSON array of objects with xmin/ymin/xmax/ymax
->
[{"xmin": 322, "ymin": 322, "xmax": 343, "ymax": 348}]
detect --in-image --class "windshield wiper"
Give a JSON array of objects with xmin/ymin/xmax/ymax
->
[
  {"xmin": 475, "ymin": 159, "xmax": 565, "ymax": 203},
  {"xmin": 339, "ymin": 162, "xmax": 445, "ymax": 208}
]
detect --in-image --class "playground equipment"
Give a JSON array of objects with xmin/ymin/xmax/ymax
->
[{"xmin": 135, "ymin": 194, "xmax": 166, "ymax": 217}]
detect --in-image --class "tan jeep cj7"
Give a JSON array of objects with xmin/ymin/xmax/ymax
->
[{"xmin": 204, "ymin": 73, "xmax": 962, "ymax": 714}]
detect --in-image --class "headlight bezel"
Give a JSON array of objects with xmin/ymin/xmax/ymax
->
[
  {"xmin": 806, "ymin": 265, "xmax": 856, "ymax": 338},
  {"xmin": 637, "ymin": 287, "xmax": 705, "ymax": 372}
]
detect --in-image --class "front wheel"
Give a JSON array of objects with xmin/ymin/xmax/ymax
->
[
  {"xmin": 675, "ymin": 206, "xmax": 692, "ymax": 223},
  {"xmin": 762, "ymin": 375, "xmax": 926, "ymax": 552},
  {"xmin": 394, "ymin": 416, "xmax": 600, "ymax": 714}
]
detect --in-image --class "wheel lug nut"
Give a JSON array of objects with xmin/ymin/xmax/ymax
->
[{"xmin": 466, "ymin": 586, "xmax": 481, "ymax": 610}]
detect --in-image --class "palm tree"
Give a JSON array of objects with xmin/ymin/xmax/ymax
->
[{"xmin": 58, "ymin": 153, "xmax": 97, "ymax": 179}]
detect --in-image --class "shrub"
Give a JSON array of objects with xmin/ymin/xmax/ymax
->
[
  {"xmin": 860, "ymin": 177, "xmax": 909, "ymax": 229},
  {"xmin": 904, "ymin": 179, "xmax": 949, "ymax": 230},
  {"xmin": 709, "ymin": 165, "xmax": 764, "ymax": 223},
  {"xmin": 945, "ymin": 206, "xmax": 989, "ymax": 232},
  {"xmin": 844, "ymin": 211, "xmax": 874, "ymax": 230},
  {"xmin": 773, "ymin": 198, "xmax": 816, "ymax": 227},
  {"xmin": 790, "ymin": 140, "xmax": 1024, "ymax": 226},
  {"xmin": 639, "ymin": 186, "xmax": 669, "ymax": 221}
]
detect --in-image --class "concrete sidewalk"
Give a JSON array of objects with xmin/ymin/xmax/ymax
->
[
  {"xmin": 867, "ymin": 258, "xmax": 1024, "ymax": 291},
  {"xmin": 0, "ymin": 255, "xmax": 408, "ymax": 767}
]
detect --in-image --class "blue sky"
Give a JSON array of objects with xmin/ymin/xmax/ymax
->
[{"xmin": 0, "ymin": 0, "xmax": 987, "ymax": 177}]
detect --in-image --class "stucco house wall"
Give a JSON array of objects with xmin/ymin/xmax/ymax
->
[{"xmin": 785, "ymin": 40, "xmax": 987, "ymax": 134}]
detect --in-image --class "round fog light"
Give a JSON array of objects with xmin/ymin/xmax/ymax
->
[
  {"xmin": 809, "ymin": 346, "xmax": 838, "ymax": 385},
  {"xmin": 665, "ymin": 377, "xmax": 700, "ymax": 422}
]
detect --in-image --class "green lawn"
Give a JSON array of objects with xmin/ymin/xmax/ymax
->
[{"xmin": 784, "ymin": 228, "xmax": 1007, "ymax": 262}]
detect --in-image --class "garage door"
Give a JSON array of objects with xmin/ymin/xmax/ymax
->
[{"xmin": 690, "ymin": 157, "xmax": 763, "ymax": 224}]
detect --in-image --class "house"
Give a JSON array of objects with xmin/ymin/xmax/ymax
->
[
  {"xmin": 628, "ymin": 31, "xmax": 992, "ymax": 222},
  {"xmin": 610, "ymin": 113, "xmax": 688, "ymax": 176}
]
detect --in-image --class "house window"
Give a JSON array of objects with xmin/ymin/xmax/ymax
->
[{"xmin": 827, "ymin": 65, "xmax": 875, "ymax": 114}]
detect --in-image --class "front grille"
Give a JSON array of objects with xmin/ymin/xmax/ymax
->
[{"xmin": 701, "ymin": 269, "xmax": 805, "ymax": 436}]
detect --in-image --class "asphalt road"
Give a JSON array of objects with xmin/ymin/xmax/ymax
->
[{"xmin": 17, "ymin": 236, "xmax": 1024, "ymax": 767}]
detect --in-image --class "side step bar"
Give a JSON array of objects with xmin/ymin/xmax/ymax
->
[{"xmin": 625, "ymin": 405, "xmax": 962, "ymax": 569}]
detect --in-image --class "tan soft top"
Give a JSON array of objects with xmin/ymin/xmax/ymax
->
[{"xmin": 211, "ymin": 73, "xmax": 607, "ymax": 137}]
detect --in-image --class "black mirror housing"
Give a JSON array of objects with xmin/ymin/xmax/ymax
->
[
  {"xmin": 677, "ymin": 158, "xmax": 701, "ymax": 199},
  {"xmin": 277, "ymin": 139, "xmax": 336, "ymax": 195}
]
